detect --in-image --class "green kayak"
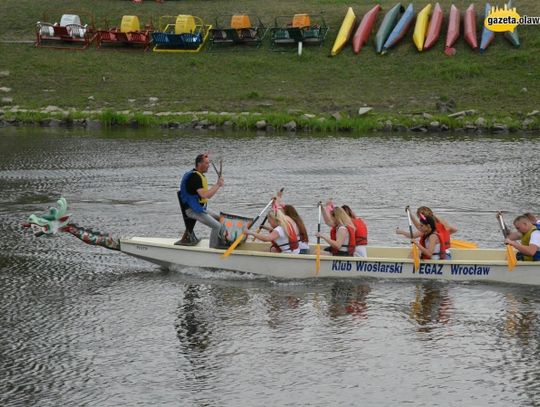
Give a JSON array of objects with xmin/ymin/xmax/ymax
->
[
  {"xmin": 504, "ymin": 0, "xmax": 520, "ymax": 47},
  {"xmin": 375, "ymin": 3, "xmax": 403, "ymax": 53}
]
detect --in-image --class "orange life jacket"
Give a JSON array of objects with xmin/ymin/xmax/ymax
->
[
  {"xmin": 419, "ymin": 231, "xmax": 447, "ymax": 260},
  {"xmin": 435, "ymin": 221, "xmax": 451, "ymax": 249},
  {"xmin": 330, "ymin": 225, "xmax": 356, "ymax": 256},
  {"xmin": 353, "ymin": 217, "xmax": 368, "ymax": 245},
  {"xmin": 271, "ymin": 222, "xmax": 299, "ymax": 253}
]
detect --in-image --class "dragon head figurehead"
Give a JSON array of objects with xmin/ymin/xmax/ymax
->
[
  {"xmin": 23, "ymin": 197, "xmax": 120, "ymax": 251},
  {"xmin": 24, "ymin": 197, "xmax": 70, "ymax": 236}
]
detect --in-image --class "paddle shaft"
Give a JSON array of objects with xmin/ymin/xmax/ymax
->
[
  {"xmin": 406, "ymin": 206, "xmax": 421, "ymax": 273},
  {"xmin": 317, "ymin": 203, "xmax": 321, "ymax": 245},
  {"xmin": 497, "ymin": 213, "xmax": 509, "ymax": 239},
  {"xmin": 406, "ymin": 207, "xmax": 415, "ymax": 240},
  {"xmin": 259, "ymin": 215, "xmax": 268, "ymax": 231},
  {"xmin": 221, "ymin": 198, "xmax": 275, "ymax": 258},
  {"xmin": 252, "ymin": 215, "xmax": 268, "ymax": 241},
  {"xmin": 249, "ymin": 201, "xmax": 274, "ymax": 232},
  {"xmin": 211, "ymin": 162, "xmax": 220, "ymax": 177},
  {"xmin": 316, "ymin": 202, "xmax": 322, "ymax": 275},
  {"xmin": 252, "ymin": 188, "xmax": 284, "ymax": 239},
  {"xmin": 497, "ymin": 212, "xmax": 517, "ymax": 271}
]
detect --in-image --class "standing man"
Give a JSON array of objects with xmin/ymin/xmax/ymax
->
[{"xmin": 176, "ymin": 153, "xmax": 224, "ymax": 247}]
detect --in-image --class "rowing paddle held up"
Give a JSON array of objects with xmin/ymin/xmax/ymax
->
[
  {"xmin": 406, "ymin": 206, "xmax": 421, "ymax": 272},
  {"xmin": 497, "ymin": 212, "xmax": 517, "ymax": 272}
]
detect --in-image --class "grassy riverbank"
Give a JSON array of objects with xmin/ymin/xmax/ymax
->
[{"xmin": 0, "ymin": 0, "xmax": 539, "ymax": 131}]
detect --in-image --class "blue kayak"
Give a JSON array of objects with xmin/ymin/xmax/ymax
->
[
  {"xmin": 480, "ymin": 3, "xmax": 495, "ymax": 52},
  {"xmin": 382, "ymin": 3, "xmax": 414, "ymax": 52}
]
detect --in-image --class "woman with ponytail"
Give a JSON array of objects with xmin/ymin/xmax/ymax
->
[
  {"xmin": 413, "ymin": 214, "xmax": 447, "ymax": 260},
  {"xmin": 245, "ymin": 209, "xmax": 300, "ymax": 254}
]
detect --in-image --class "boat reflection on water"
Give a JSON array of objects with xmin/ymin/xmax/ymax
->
[
  {"xmin": 328, "ymin": 281, "xmax": 371, "ymax": 319},
  {"xmin": 503, "ymin": 293, "xmax": 537, "ymax": 341},
  {"xmin": 175, "ymin": 284, "xmax": 211, "ymax": 353},
  {"xmin": 263, "ymin": 288, "xmax": 304, "ymax": 330},
  {"xmin": 409, "ymin": 282, "xmax": 452, "ymax": 332}
]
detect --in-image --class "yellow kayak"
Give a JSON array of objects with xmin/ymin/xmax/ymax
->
[
  {"xmin": 331, "ymin": 7, "xmax": 356, "ymax": 56},
  {"xmin": 413, "ymin": 3, "xmax": 432, "ymax": 51}
]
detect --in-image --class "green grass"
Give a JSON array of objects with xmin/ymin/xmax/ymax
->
[{"xmin": 0, "ymin": 0, "xmax": 539, "ymax": 119}]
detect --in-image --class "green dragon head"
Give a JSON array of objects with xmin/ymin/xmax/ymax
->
[{"xmin": 25, "ymin": 197, "xmax": 70, "ymax": 236}]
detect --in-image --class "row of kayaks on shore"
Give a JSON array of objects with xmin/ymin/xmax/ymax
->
[
  {"xmin": 35, "ymin": 3, "xmax": 522, "ymax": 54},
  {"xmin": 331, "ymin": 1, "xmax": 520, "ymax": 56}
]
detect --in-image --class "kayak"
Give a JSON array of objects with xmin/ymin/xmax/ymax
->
[
  {"xmin": 375, "ymin": 3, "xmax": 403, "ymax": 53},
  {"xmin": 424, "ymin": 2, "xmax": 443, "ymax": 50},
  {"xmin": 464, "ymin": 3, "xmax": 478, "ymax": 50},
  {"xmin": 352, "ymin": 5, "xmax": 382, "ymax": 54},
  {"xmin": 504, "ymin": 0, "xmax": 520, "ymax": 47},
  {"xmin": 413, "ymin": 3, "xmax": 432, "ymax": 51},
  {"xmin": 444, "ymin": 4, "xmax": 460, "ymax": 52},
  {"xmin": 480, "ymin": 2, "xmax": 495, "ymax": 52},
  {"xmin": 120, "ymin": 237, "xmax": 540, "ymax": 286},
  {"xmin": 382, "ymin": 3, "xmax": 414, "ymax": 52},
  {"xmin": 331, "ymin": 7, "xmax": 357, "ymax": 56}
]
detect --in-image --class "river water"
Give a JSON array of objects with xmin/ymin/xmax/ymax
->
[{"xmin": 1, "ymin": 127, "xmax": 540, "ymax": 406}]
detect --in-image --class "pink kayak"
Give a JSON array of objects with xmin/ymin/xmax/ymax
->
[
  {"xmin": 464, "ymin": 4, "xmax": 478, "ymax": 50},
  {"xmin": 352, "ymin": 5, "xmax": 382, "ymax": 54},
  {"xmin": 445, "ymin": 4, "xmax": 460, "ymax": 51},
  {"xmin": 424, "ymin": 2, "xmax": 443, "ymax": 50}
]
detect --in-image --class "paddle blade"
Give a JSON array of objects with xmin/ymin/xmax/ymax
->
[
  {"xmin": 412, "ymin": 244, "xmax": 420, "ymax": 272},
  {"xmin": 315, "ymin": 244, "xmax": 321, "ymax": 275},
  {"xmin": 221, "ymin": 232, "xmax": 245, "ymax": 258},
  {"xmin": 506, "ymin": 245, "xmax": 517, "ymax": 272},
  {"xmin": 450, "ymin": 239, "xmax": 478, "ymax": 249}
]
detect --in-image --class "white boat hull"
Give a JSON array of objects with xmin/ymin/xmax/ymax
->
[{"xmin": 120, "ymin": 237, "xmax": 540, "ymax": 286}]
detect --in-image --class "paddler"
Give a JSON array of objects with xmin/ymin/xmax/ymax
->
[
  {"xmin": 505, "ymin": 215, "xmax": 540, "ymax": 261},
  {"xmin": 412, "ymin": 206, "xmax": 456, "ymax": 259}
]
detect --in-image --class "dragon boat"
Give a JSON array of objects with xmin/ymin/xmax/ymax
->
[{"xmin": 24, "ymin": 198, "xmax": 540, "ymax": 286}]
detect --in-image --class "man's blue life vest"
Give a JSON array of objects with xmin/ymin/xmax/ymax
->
[{"xmin": 179, "ymin": 170, "xmax": 208, "ymax": 214}]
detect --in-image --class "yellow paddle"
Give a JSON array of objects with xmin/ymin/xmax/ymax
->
[
  {"xmin": 450, "ymin": 239, "xmax": 478, "ymax": 249},
  {"xmin": 316, "ymin": 202, "xmax": 322, "ymax": 275},
  {"xmin": 406, "ymin": 206, "xmax": 421, "ymax": 273},
  {"xmin": 221, "ymin": 197, "xmax": 275, "ymax": 259},
  {"xmin": 497, "ymin": 212, "xmax": 517, "ymax": 272}
]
